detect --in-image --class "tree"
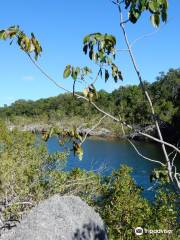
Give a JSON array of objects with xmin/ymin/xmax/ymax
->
[{"xmin": 0, "ymin": 1, "xmax": 179, "ymax": 191}]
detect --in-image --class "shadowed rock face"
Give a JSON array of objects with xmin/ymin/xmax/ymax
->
[{"xmin": 0, "ymin": 195, "xmax": 108, "ymax": 240}]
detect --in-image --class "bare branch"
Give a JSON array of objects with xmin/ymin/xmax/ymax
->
[
  {"xmin": 72, "ymin": 80, "xmax": 76, "ymax": 96},
  {"xmin": 119, "ymin": 114, "xmax": 165, "ymax": 166},
  {"xmin": 138, "ymin": 132, "xmax": 180, "ymax": 154},
  {"xmin": 111, "ymin": 0, "xmax": 124, "ymax": 6},
  {"xmin": 130, "ymin": 29, "xmax": 160, "ymax": 47},
  {"xmin": 117, "ymin": 4, "xmax": 176, "ymax": 187},
  {"xmin": 92, "ymin": 66, "xmax": 102, "ymax": 85},
  {"xmin": 27, "ymin": 55, "xmax": 180, "ymax": 155},
  {"xmin": 127, "ymin": 139, "xmax": 166, "ymax": 166},
  {"xmin": 81, "ymin": 115, "xmax": 107, "ymax": 144}
]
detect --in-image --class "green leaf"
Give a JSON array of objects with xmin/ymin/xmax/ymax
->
[
  {"xmin": 71, "ymin": 67, "xmax": 77, "ymax": 80},
  {"xmin": 125, "ymin": 0, "xmax": 131, "ymax": 9},
  {"xmin": 63, "ymin": 65, "xmax": 71, "ymax": 78},
  {"xmin": 162, "ymin": 0, "xmax": 168, "ymax": 9},
  {"xmin": 83, "ymin": 35, "xmax": 90, "ymax": 44},
  {"xmin": 118, "ymin": 71, "xmax": 123, "ymax": 81},
  {"xmin": 129, "ymin": 10, "xmax": 140, "ymax": 23},
  {"xmin": 83, "ymin": 66, "xmax": 92, "ymax": 75},
  {"xmin": 89, "ymin": 49, "xmax": 93, "ymax": 60},
  {"xmin": 75, "ymin": 67, "xmax": 80, "ymax": 75},
  {"xmin": 148, "ymin": 1, "xmax": 159, "ymax": 13},
  {"xmin": 105, "ymin": 69, "xmax": 109, "ymax": 82},
  {"xmin": 30, "ymin": 33, "xmax": 42, "ymax": 59},
  {"xmin": 161, "ymin": 10, "xmax": 167, "ymax": 22},
  {"xmin": 150, "ymin": 14, "xmax": 160, "ymax": 28},
  {"xmin": 0, "ymin": 30, "xmax": 7, "ymax": 40},
  {"xmin": 83, "ymin": 44, "xmax": 88, "ymax": 54},
  {"xmin": 73, "ymin": 142, "xmax": 83, "ymax": 160}
]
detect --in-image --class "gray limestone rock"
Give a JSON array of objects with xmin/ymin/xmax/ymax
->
[{"xmin": 0, "ymin": 195, "xmax": 107, "ymax": 240}]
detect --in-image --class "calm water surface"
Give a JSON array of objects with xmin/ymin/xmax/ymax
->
[{"xmin": 47, "ymin": 136, "xmax": 168, "ymax": 200}]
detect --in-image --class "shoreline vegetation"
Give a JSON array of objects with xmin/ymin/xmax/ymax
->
[
  {"xmin": 0, "ymin": 121, "xmax": 179, "ymax": 239},
  {"xmin": 1, "ymin": 68, "xmax": 179, "ymax": 143},
  {"xmin": 0, "ymin": 70, "xmax": 180, "ymax": 239},
  {"xmin": 6, "ymin": 121, "xmax": 156, "ymax": 141},
  {"xmin": 0, "ymin": 73, "xmax": 180, "ymax": 238},
  {"xmin": 0, "ymin": 2, "xmax": 180, "ymax": 237}
]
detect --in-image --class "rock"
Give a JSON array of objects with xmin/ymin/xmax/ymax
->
[
  {"xmin": 78, "ymin": 128, "xmax": 112, "ymax": 137},
  {"xmin": 8, "ymin": 124, "xmax": 113, "ymax": 138},
  {"xmin": 0, "ymin": 195, "xmax": 108, "ymax": 240},
  {"xmin": 128, "ymin": 125, "xmax": 156, "ymax": 141}
]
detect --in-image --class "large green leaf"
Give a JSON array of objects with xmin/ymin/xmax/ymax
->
[
  {"xmin": 63, "ymin": 65, "xmax": 71, "ymax": 78},
  {"xmin": 71, "ymin": 67, "xmax": 78, "ymax": 80},
  {"xmin": 105, "ymin": 69, "xmax": 109, "ymax": 82},
  {"xmin": 150, "ymin": 14, "xmax": 160, "ymax": 28},
  {"xmin": 0, "ymin": 30, "xmax": 7, "ymax": 40},
  {"xmin": 148, "ymin": 1, "xmax": 159, "ymax": 13}
]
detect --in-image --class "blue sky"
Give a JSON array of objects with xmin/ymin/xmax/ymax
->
[{"xmin": 0, "ymin": 0, "xmax": 179, "ymax": 106}]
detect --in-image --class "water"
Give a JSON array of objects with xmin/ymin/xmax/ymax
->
[{"xmin": 47, "ymin": 136, "xmax": 167, "ymax": 200}]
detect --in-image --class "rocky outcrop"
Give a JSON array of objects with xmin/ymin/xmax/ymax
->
[
  {"xmin": 128, "ymin": 125, "xmax": 156, "ymax": 141},
  {"xmin": 8, "ymin": 124, "xmax": 112, "ymax": 138},
  {"xmin": 0, "ymin": 195, "xmax": 108, "ymax": 240},
  {"xmin": 78, "ymin": 127, "xmax": 112, "ymax": 137}
]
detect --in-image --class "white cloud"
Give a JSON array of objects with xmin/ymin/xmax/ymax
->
[{"xmin": 22, "ymin": 75, "xmax": 34, "ymax": 81}]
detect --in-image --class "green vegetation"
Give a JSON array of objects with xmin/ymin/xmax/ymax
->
[
  {"xmin": 0, "ymin": 122, "xmax": 179, "ymax": 239},
  {"xmin": 0, "ymin": 1, "xmax": 179, "ymax": 238},
  {"xmin": 0, "ymin": 68, "xmax": 179, "ymax": 132}
]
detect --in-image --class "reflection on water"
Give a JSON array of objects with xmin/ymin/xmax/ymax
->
[{"xmin": 47, "ymin": 136, "xmax": 168, "ymax": 200}]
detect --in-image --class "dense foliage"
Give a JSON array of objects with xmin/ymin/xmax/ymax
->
[
  {"xmin": 0, "ymin": 26, "xmax": 42, "ymax": 60},
  {"xmin": 0, "ymin": 122, "xmax": 179, "ymax": 239},
  {"xmin": 0, "ymin": 68, "xmax": 179, "ymax": 130}
]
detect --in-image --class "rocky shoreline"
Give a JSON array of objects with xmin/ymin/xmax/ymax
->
[
  {"xmin": 7, "ymin": 123, "xmax": 115, "ymax": 138},
  {"xmin": 7, "ymin": 123, "xmax": 157, "ymax": 141}
]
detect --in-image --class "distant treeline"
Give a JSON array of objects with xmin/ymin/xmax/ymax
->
[{"xmin": 0, "ymin": 68, "xmax": 180, "ymax": 131}]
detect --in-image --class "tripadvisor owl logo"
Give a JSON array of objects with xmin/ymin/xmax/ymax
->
[
  {"xmin": 134, "ymin": 227, "xmax": 173, "ymax": 236},
  {"xmin": 134, "ymin": 227, "xmax": 143, "ymax": 236}
]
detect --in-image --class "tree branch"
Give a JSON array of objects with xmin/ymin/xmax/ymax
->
[
  {"xmin": 27, "ymin": 53, "xmax": 180, "ymax": 155},
  {"xmin": 130, "ymin": 29, "xmax": 160, "ymax": 47},
  {"xmin": 117, "ymin": 2, "xmax": 176, "ymax": 188},
  {"xmin": 81, "ymin": 115, "xmax": 107, "ymax": 144},
  {"xmin": 119, "ymin": 114, "xmax": 165, "ymax": 166},
  {"xmin": 127, "ymin": 139, "xmax": 166, "ymax": 166}
]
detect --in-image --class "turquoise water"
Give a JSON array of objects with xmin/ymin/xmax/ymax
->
[{"xmin": 47, "ymin": 136, "xmax": 167, "ymax": 200}]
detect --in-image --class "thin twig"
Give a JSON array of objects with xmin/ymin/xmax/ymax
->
[
  {"xmin": 138, "ymin": 131, "xmax": 180, "ymax": 154},
  {"xmin": 117, "ymin": 2, "xmax": 177, "ymax": 188},
  {"xmin": 92, "ymin": 67, "xmax": 102, "ymax": 85},
  {"xmin": 130, "ymin": 29, "xmax": 160, "ymax": 47},
  {"xmin": 119, "ymin": 114, "xmax": 165, "ymax": 166},
  {"xmin": 127, "ymin": 139, "xmax": 166, "ymax": 166},
  {"xmin": 27, "ymin": 53, "xmax": 180, "ymax": 155},
  {"xmin": 81, "ymin": 115, "xmax": 107, "ymax": 144}
]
